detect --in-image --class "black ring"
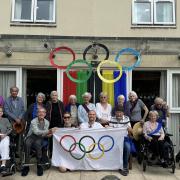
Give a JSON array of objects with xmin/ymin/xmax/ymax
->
[
  {"xmin": 83, "ymin": 43, "xmax": 109, "ymax": 60},
  {"xmin": 79, "ymin": 135, "xmax": 96, "ymax": 153}
]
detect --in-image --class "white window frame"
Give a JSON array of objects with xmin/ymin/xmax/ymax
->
[
  {"xmin": 167, "ymin": 69, "xmax": 180, "ymax": 113},
  {"xmin": 132, "ymin": 0, "xmax": 176, "ymax": 25},
  {"xmin": 132, "ymin": 0, "xmax": 153, "ymax": 25},
  {"xmin": 154, "ymin": 0, "xmax": 176, "ymax": 25},
  {"xmin": 11, "ymin": 0, "xmax": 56, "ymax": 23},
  {"xmin": 11, "ymin": 0, "xmax": 34, "ymax": 22},
  {"xmin": 0, "ymin": 67, "xmax": 22, "ymax": 97}
]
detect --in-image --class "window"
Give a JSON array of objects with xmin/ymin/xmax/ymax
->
[
  {"xmin": 11, "ymin": 0, "xmax": 55, "ymax": 23},
  {"xmin": 132, "ymin": 0, "xmax": 175, "ymax": 25}
]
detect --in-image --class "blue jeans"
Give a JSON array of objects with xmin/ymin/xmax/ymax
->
[{"xmin": 123, "ymin": 140, "xmax": 131, "ymax": 169}]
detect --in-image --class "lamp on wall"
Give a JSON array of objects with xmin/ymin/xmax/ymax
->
[
  {"xmin": 178, "ymin": 54, "xmax": 180, "ymax": 60},
  {"xmin": 4, "ymin": 46, "xmax": 12, "ymax": 57}
]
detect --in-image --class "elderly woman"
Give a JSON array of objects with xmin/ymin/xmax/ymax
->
[
  {"xmin": 24, "ymin": 92, "xmax": 46, "ymax": 130},
  {"xmin": 143, "ymin": 111, "xmax": 165, "ymax": 162},
  {"xmin": 78, "ymin": 92, "xmax": 96, "ymax": 124},
  {"xmin": 125, "ymin": 91, "xmax": 148, "ymax": 127},
  {"xmin": 0, "ymin": 107, "xmax": 12, "ymax": 173},
  {"xmin": 65, "ymin": 95, "xmax": 79, "ymax": 127},
  {"xmin": 150, "ymin": 97, "xmax": 170, "ymax": 129},
  {"xmin": 96, "ymin": 92, "xmax": 112, "ymax": 125},
  {"xmin": 112, "ymin": 94, "xmax": 125, "ymax": 116}
]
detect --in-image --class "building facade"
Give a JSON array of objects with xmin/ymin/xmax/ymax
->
[{"xmin": 0, "ymin": 0, "xmax": 180, "ymax": 152}]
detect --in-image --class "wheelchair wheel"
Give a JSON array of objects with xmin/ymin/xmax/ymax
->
[
  {"xmin": 10, "ymin": 164, "xmax": 16, "ymax": 174},
  {"xmin": 171, "ymin": 160, "xmax": 175, "ymax": 174},
  {"xmin": 83, "ymin": 43, "xmax": 109, "ymax": 61},
  {"xmin": 143, "ymin": 160, "xmax": 147, "ymax": 172}
]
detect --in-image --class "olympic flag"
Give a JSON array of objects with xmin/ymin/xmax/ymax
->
[{"xmin": 52, "ymin": 127, "xmax": 127, "ymax": 170}]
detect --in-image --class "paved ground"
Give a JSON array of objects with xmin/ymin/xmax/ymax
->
[{"xmin": 2, "ymin": 161, "xmax": 180, "ymax": 180}]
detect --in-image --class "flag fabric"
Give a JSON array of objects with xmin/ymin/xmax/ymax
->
[{"xmin": 52, "ymin": 127, "xmax": 126, "ymax": 170}]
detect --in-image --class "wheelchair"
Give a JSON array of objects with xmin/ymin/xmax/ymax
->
[
  {"xmin": 0, "ymin": 134, "xmax": 17, "ymax": 177},
  {"xmin": 21, "ymin": 136, "xmax": 51, "ymax": 170},
  {"xmin": 140, "ymin": 133, "xmax": 176, "ymax": 173}
]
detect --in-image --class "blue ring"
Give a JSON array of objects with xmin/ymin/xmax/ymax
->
[
  {"xmin": 115, "ymin": 48, "xmax": 141, "ymax": 71},
  {"xmin": 98, "ymin": 135, "xmax": 114, "ymax": 152}
]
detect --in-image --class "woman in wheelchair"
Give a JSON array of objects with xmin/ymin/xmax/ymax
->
[
  {"xmin": 0, "ymin": 107, "xmax": 12, "ymax": 174},
  {"xmin": 21, "ymin": 107, "xmax": 56, "ymax": 177},
  {"xmin": 143, "ymin": 111, "xmax": 166, "ymax": 164}
]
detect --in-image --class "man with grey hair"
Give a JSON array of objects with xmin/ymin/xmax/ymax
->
[
  {"xmin": 4, "ymin": 86, "xmax": 25, "ymax": 156},
  {"xmin": 150, "ymin": 97, "xmax": 170, "ymax": 129},
  {"xmin": 78, "ymin": 92, "xmax": 96, "ymax": 124}
]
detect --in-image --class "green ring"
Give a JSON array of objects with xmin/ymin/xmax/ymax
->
[
  {"xmin": 65, "ymin": 59, "xmax": 93, "ymax": 83},
  {"xmin": 69, "ymin": 142, "xmax": 86, "ymax": 160}
]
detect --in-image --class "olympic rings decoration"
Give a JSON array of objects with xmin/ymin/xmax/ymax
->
[
  {"xmin": 65, "ymin": 59, "xmax": 93, "ymax": 83},
  {"xmin": 97, "ymin": 60, "xmax": 122, "ymax": 83},
  {"xmin": 79, "ymin": 135, "xmax": 96, "ymax": 153},
  {"xmin": 87, "ymin": 143, "xmax": 105, "ymax": 160},
  {"xmin": 49, "ymin": 46, "xmax": 76, "ymax": 69},
  {"xmin": 60, "ymin": 135, "xmax": 76, "ymax": 152},
  {"xmin": 59, "ymin": 134, "xmax": 114, "ymax": 160},
  {"xmin": 98, "ymin": 135, "xmax": 114, "ymax": 152},
  {"xmin": 115, "ymin": 48, "xmax": 141, "ymax": 71},
  {"xmin": 69, "ymin": 142, "xmax": 86, "ymax": 160}
]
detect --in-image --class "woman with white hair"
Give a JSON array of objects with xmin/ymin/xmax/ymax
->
[
  {"xmin": 24, "ymin": 92, "xmax": 46, "ymax": 131},
  {"xmin": 125, "ymin": 91, "xmax": 148, "ymax": 127},
  {"xmin": 78, "ymin": 92, "xmax": 96, "ymax": 124},
  {"xmin": 65, "ymin": 95, "xmax": 80, "ymax": 127},
  {"xmin": 112, "ymin": 94, "xmax": 125, "ymax": 116},
  {"xmin": 96, "ymin": 92, "xmax": 112, "ymax": 125}
]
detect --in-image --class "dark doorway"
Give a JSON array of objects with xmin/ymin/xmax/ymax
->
[
  {"xmin": 132, "ymin": 71, "xmax": 161, "ymax": 110},
  {"xmin": 26, "ymin": 69, "xmax": 57, "ymax": 107}
]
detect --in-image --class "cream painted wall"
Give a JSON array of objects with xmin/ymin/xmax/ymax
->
[{"xmin": 0, "ymin": 0, "xmax": 179, "ymax": 37}]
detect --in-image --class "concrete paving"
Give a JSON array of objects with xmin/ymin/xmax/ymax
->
[{"xmin": 2, "ymin": 162, "xmax": 180, "ymax": 180}]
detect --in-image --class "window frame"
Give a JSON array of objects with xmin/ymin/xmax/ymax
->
[
  {"xmin": 132, "ymin": 0, "xmax": 176, "ymax": 25},
  {"xmin": 154, "ymin": 0, "xmax": 176, "ymax": 25},
  {"xmin": 167, "ymin": 69, "xmax": 180, "ymax": 113},
  {"xmin": 11, "ymin": 0, "xmax": 56, "ymax": 23},
  {"xmin": 132, "ymin": 0, "xmax": 153, "ymax": 25}
]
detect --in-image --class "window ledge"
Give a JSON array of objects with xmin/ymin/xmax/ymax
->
[
  {"xmin": 131, "ymin": 25, "xmax": 176, "ymax": 29},
  {"xmin": 10, "ymin": 22, "xmax": 57, "ymax": 27}
]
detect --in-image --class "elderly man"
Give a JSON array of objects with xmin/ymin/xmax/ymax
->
[
  {"xmin": 21, "ymin": 107, "xmax": 54, "ymax": 176},
  {"xmin": 80, "ymin": 110, "xmax": 103, "ymax": 129},
  {"xmin": 150, "ymin": 97, "xmax": 170, "ymax": 129},
  {"xmin": 78, "ymin": 92, "xmax": 96, "ymax": 124},
  {"xmin": 4, "ymin": 86, "xmax": 25, "ymax": 156},
  {"xmin": 109, "ymin": 107, "xmax": 132, "ymax": 176}
]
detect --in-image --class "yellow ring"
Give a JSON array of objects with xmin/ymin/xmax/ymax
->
[
  {"xmin": 97, "ymin": 60, "xmax": 122, "ymax": 83},
  {"xmin": 87, "ymin": 143, "xmax": 105, "ymax": 160}
]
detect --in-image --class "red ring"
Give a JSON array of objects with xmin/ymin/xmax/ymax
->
[
  {"xmin": 60, "ymin": 135, "xmax": 76, "ymax": 152},
  {"xmin": 49, "ymin": 46, "xmax": 76, "ymax": 69}
]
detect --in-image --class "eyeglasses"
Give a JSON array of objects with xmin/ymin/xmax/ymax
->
[
  {"xmin": 64, "ymin": 116, "xmax": 70, "ymax": 119},
  {"xmin": 100, "ymin": 96, "xmax": 107, "ymax": 99}
]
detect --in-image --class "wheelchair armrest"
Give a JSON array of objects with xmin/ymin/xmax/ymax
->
[{"xmin": 165, "ymin": 133, "xmax": 173, "ymax": 137}]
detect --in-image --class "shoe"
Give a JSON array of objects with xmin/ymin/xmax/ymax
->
[
  {"xmin": 21, "ymin": 166, "xmax": 29, "ymax": 176},
  {"xmin": 0, "ymin": 166, "xmax": 7, "ymax": 174},
  {"xmin": 119, "ymin": 169, "xmax": 128, "ymax": 176},
  {"xmin": 37, "ymin": 165, "xmax": 43, "ymax": 176}
]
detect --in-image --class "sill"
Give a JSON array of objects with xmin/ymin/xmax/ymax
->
[
  {"xmin": 131, "ymin": 25, "xmax": 176, "ymax": 29},
  {"xmin": 10, "ymin": 22, "xmax": 57, "ymax": 27}
]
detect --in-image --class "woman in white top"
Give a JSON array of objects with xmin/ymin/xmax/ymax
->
[{"xmin": 96, "ymin": 92, "xmax": 112, "ymax": 126}]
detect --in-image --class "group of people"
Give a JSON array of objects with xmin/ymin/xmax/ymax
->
[{"xmin": 0, "ymin": 86, "xmax": 170, "ymax": 176}]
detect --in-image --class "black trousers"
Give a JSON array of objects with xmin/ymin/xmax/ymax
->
[{"xmin": 24, "ymin": 134, "xmax": 43, "ymax": 164}]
